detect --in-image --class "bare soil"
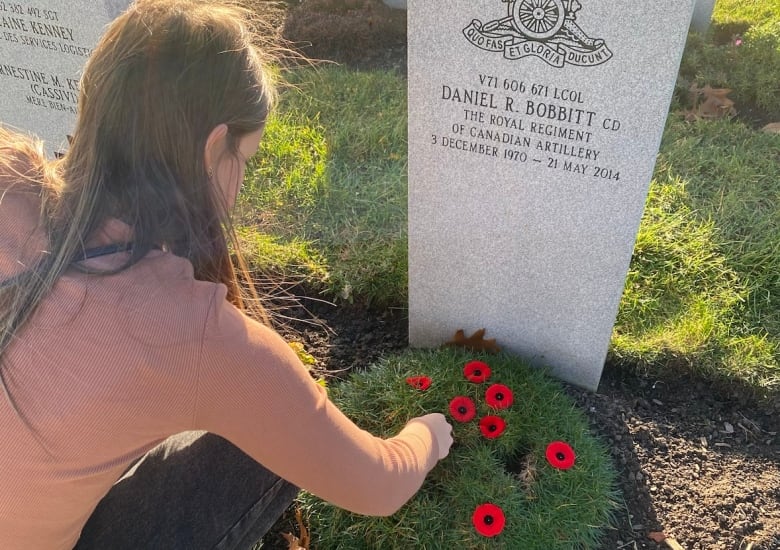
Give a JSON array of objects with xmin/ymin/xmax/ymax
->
[{"xmin": 252, "ymin": 2, "xmax": 780, "ymax": 548}]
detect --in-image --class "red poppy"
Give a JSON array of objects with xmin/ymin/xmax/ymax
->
[
  {"xmin": 448, "ymin": 396, "xmax": 476, "ymax": 423},
  {"xmin": 479, "ymin": 415, "xmax": 506, "ymax": 439},
  {"xmin": 485, "ymin": 384, "xmax": 513, "ymax": 409},
  {"xmin": 405, "ymin": 376, "xmax": 432, "ymax": 391},
  {"xmin": 545, "ymin": 441, "xmax": 576, "ymax": 470},
  {"xmin": 472, "ymin": 503, "xmax": 505, "ymax": 537},
  {"xmin": 463, "ymin": 360, "xmax": 491, "ymax": 383}
]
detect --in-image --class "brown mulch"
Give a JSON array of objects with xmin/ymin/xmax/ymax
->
[{"xmin": 249, "ymin": 2, "xmax": 780, "ymax": 548}]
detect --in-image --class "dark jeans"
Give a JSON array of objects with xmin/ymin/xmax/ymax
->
[{"xmin": 75, "ymin": 431, "xmax": 299, "ymax": 550}]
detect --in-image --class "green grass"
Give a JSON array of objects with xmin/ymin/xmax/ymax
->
[
  {"xmin": 611, "ymin": 166, "xmax": 779, "ymax": 391},
  {"xmin": 713, "ymin": 0, "xmax": 780, "ymax": 29},
  {"xmin": 237, "ymin": 6, "xmax": 780, "ymax": 395},
  {"xmin": 615, "ymin": 115, "xmax": 780, "ymax": 391},
  {"xmin": 679, "ymin": 1, "xmax": 780, "ymax": 117},
  {"xmin": 656, "ymin": 117, "xmax": 780, "ymax": 332},
  {"xmin": 298, "ymin": 349, "xmax": 618, "ymax": 549},
  {"xmin": 237, "ymin": 66, "xmax": 408, "ymax": 306}
]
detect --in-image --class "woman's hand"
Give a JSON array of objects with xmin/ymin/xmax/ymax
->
[{"xmin": 406, "ymin": 413, "xmax": 454, "ymax": 460}]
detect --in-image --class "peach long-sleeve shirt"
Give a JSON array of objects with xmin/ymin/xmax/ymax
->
[{"xmin": 0, "ymin": 184, "xmax": 438, "ymax": 549}]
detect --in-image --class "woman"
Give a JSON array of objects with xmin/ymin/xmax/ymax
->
[{"xmin": 0, "ymin": 1, "xmax": 453, "ymax": 548}]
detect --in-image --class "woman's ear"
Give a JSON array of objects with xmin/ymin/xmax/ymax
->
[{"xmin": 204, "ymin": 123, "xmax": 229, "ymax": 178}]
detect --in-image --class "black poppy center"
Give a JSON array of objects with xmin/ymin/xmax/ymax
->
[
  {"xmin": 458, "ymin": 406, "xmax": 467, "ymax": 414},
  {"xmin": 556, "ymin": 452, "xmax": 566, "ymax": 461},
  {"xmin": 495, "ymin": 392, "xmax": 504, "ymax": 400},
  {"xmin": 473, "ymin": 369, "xmax": 481, "ymax": 376},
  {"xmin": 484, "ymin": 515, "xmax": 494, "ymax": 525},
  {"xmin": 488, "ymin": 424, "xmax": 497, "ymax": 432}
]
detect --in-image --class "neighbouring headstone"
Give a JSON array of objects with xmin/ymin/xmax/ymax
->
[
  {"xmin": 382, "ymin": 0, "xmax": 407, "ymax": 10},
  {"xmin": 408, "ymin": 0, "xmax": 696, "ymax": 391},
  {"xmin": 690, "ymin": 0, "xmax": 716, "ymax": 33},
  {"xmin": 0, "ymin": 1, "xmax": 131, "ymax": 157}
]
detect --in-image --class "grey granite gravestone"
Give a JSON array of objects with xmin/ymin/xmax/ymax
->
[
  {"xmin": 0, "ymin": 1, "xmax": 131, "ymax": 157},
  {"xmin": 691, "ymin": 0, "xmax": 716, "ymax": 33},
  {"xmin": 382, "ymin": 0, "xmax": 407, "ymax": 9},
  {"xmin": 408, "ymin": 0, "xmax": 696, "ymax": 391}
]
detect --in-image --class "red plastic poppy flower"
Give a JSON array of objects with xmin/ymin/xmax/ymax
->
[
  {"xmin": 472, "ymin": 503, "xmax": 505, "ymax": 537},
  {"xmin": 479, "ymin": 415, "xmax": 506, "ymax": 439},
  {"xmin": 448, "ymin": 396, "xmax": 476, "ymax": 423},
  {"xmin": 485, "ymin": 384, "xmax": 513, "ymax": 409},
  {"xmin": 405, "ymin": 376, "xmax": 432, "ymax": 391},
  {"xmin": 463, "ymin": 360, "xmax": 491, "ymax": 383},
  {"xmin": 545, "ymin": 441, "xmax": 576, "ymax": 470}
]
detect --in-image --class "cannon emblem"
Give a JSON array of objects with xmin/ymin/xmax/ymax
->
[{"xmin": 463, "ymin": 0, "xmax": 612, "ymax": 68}]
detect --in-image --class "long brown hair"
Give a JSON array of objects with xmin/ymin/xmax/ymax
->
[{"xmin": 0, "ymin": 0, "xmax": 279, "ymax": 399}]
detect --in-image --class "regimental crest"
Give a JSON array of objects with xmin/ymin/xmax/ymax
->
[{"xmin": 463, "ymin": 0, "xmax": 612, "ymax": 68}]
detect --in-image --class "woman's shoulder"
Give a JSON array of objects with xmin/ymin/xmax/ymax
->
[
  {"xmin": 107, "ymin": 250, "xmax": 223, "ymax": 314},
  {"xmin": 50, "ymin": 250, "xmax": 226, "ymax": 352}
]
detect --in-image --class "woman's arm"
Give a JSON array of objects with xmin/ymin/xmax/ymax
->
[{"xmin": 193, "ymin": 288, "xmax": 450, "ymax": 516}]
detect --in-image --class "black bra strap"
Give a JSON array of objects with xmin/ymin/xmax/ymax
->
[
  {"xmin": 77, "ymin": 242, "xmax": 133, "ymax": 261},
  {"xmin": 0, "ymin": 243, "xmax": 133, "ymax": 290}
]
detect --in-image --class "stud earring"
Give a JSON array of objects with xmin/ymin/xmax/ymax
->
[{"xmin": 207, "ymin": 167, "xmax": 214, "ymax": 180}]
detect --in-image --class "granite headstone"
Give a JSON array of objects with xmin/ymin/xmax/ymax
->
[
  {"xmin": 0, "ymin": 1, "xmax": 131, "ymax": 156},
  {"xmin": 408, "ymin": 0, "xmax": 696, "ymax": 390},
  {"xmin": 691, "ymin": 0, "xmax": 716, "ymax": 33}
]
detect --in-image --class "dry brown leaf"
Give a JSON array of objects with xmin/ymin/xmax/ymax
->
[
  {"xmin": 762, "ymin": 122, "xmax": 780, "ymax": 134},
  {"xmin": 686, "ymin": 84, "xmax": 737, "ymax": 120},
  {"xmin": 282, "ymin": 507, "xmax": 310, "ymax": 550},
  {"xmin": 649, "ymin": 531, "xmax": 668, "ymax": 543},
  {"xmin": 443, "ymin": 328, "xmax": 501, "ymax": 354},
  {"xmin": 282, "ymin": 532, "xmax": 305, "ymax": 550},
  {"xmin": 648, "ymin": 531, "xmax": 686, "ymax": 550}
]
